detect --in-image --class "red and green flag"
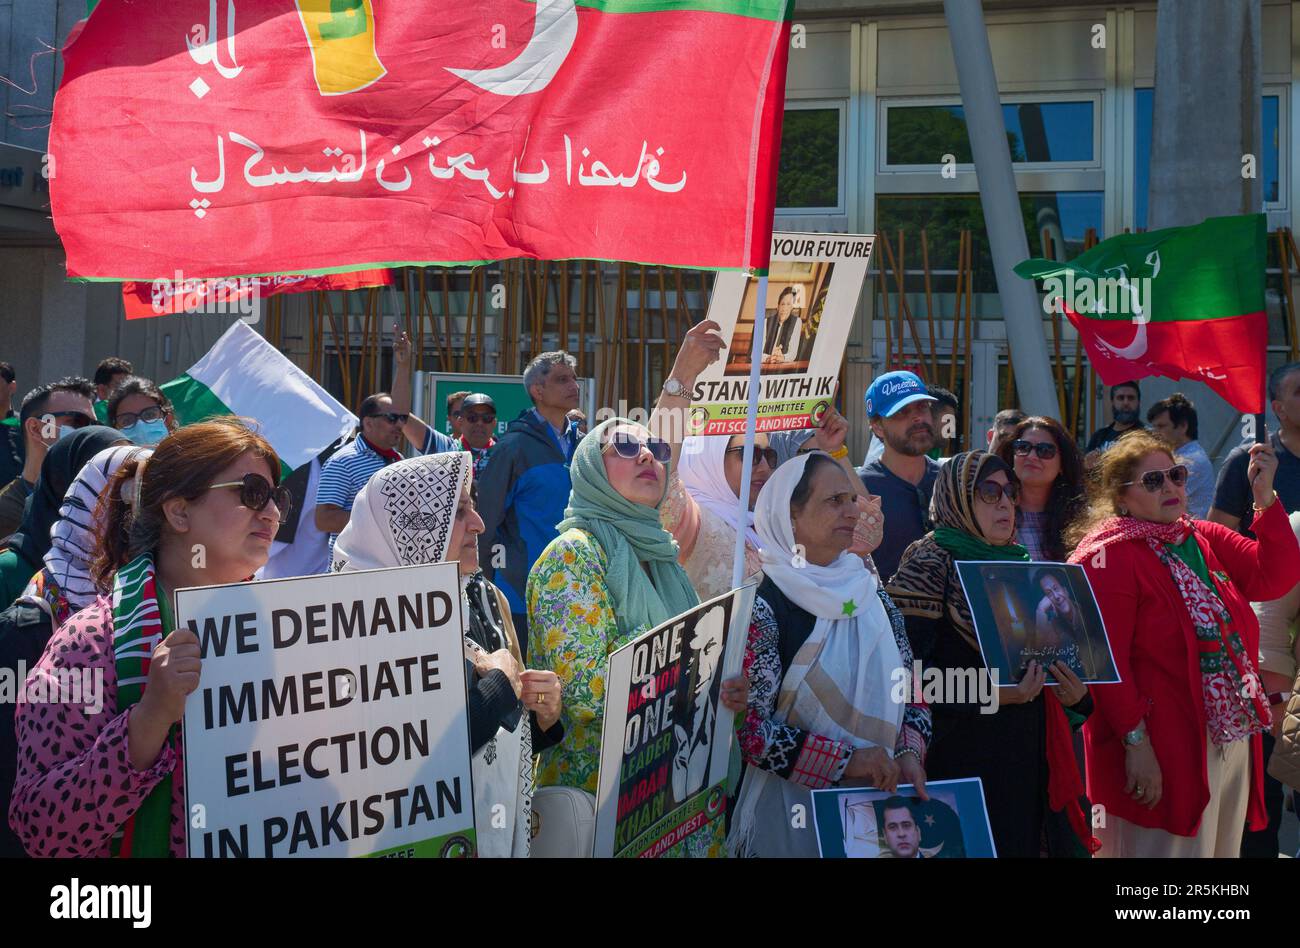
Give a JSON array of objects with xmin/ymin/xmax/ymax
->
[
  {"xmin": 1015, "ymin": 213, "xmax": 1268, "ymax": 413},
  {"xmin": 52, "ymin": 0, "xmax": 793, "ymax": 282}
]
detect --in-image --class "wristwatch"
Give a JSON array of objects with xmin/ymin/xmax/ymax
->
[
  {"xmin": 1122, "ymin": 723, "xmax": 1147, "ymax": 748},
  {"xmin": 662, "ymin": 377, "xmax": 688, "ymax": 398}
]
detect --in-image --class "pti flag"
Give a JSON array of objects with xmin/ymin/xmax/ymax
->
[
  {"xmin": 52, "ymin": 1, "xmax": 794, "ymax": 281},
  {"xmin": 160, "ymin": 320, "xmax": 356, "ymax": 473},
  {"xmin": 1015, "ymin": 214, "xmax": 1268, "ymax": 414},
  {"xmin": 122, "ymin": 269, "xmax": 395, "ymax": 320}
]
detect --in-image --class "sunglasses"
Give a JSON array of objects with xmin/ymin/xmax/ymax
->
[
  {"xmin": 975, "ymin": 480, "xmax": 1021, "ymax": 505},
  {"xmin": 1011, "ymin": 439, "xmax": 1058, "ymax": 460},
  {"xmin": 115, "ymin": 405, "xmax": 169, "ymax": 428},
  {"xmin": 464, "ymin": 412, "xmax": 496, "ymax": 425},
  {"xmin": 605, "ymin": 432, "xmax": 672, "ymax": 463},
  {"xmin": 45, "ymin": 410, "xmax": 95, "ymax": 429},
  {"xmin": 1121, "ymin": 464, "xmax": 1188, "ymax": 493},
  {"xmin": 366, "ymin": 412, "xmax": 409, "ymax": 425},
  {"xmin": 206, "ymin": 473, "xmax": 293, "ymax": 524},
  {"xmin": 726, "ymin": 445, "xmax": 779, "ymax": 468}
]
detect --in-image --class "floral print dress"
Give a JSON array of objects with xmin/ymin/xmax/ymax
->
[{"xmin": 527, "ymin": 527, "xmax": 726, "ymax": 857}]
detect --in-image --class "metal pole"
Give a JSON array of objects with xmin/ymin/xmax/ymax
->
[
  {"xmin": 943, "ymin": 0, "xmax": 1057, "ymax": 418},
  {"xmin": 731, "ymin": 275, "xmax": 768, "ymax": 591}
]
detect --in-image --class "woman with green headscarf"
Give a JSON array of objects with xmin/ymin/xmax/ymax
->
[
  {"xmin": 887, "ymin": 450, "xmax": 1096, "ymax": 857},
  {"xmin": 527, "ymin": 415, "xmax": 750, "ymax": 857}
]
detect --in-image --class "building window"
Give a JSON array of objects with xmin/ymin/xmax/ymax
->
[
  {"xmin": 883, "ymin": 99, "xmax": 1096, "ymax": 169},
  {"xmin": 875, "ymin": 191, "xmax": 1103, "ymax": 299},
  {"xmin": 776, "ymin": 104, "xmax": 843, "ymax": 212},
  {"xmin": 1135, "ymin": 88, "xmax": 1281, "ymax": 229}
]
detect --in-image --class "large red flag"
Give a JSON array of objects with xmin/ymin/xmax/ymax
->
[{"xmin": 52, "ymin": 0, "xmax": 792, "ymax": 281}]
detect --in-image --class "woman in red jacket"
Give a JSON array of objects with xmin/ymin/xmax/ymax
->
[{"xmin": 1067, "ymin": 430, "xmax": 1300, "ymax": 857}]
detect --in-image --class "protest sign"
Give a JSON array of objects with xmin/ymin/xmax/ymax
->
[
  {"xmin": 812, "ymin": 778, "xmax": 997, "ymax": 858},
  {"xmin": 688, "ymin": 233, "xmax": 875, "ymax": 436},
  {"xmin": 593, "ymin": 586, "xmax": 755, "ymax": 858},
  {"xmin": 179, "ymin": 562, "xmax": 476, "ymax": 858},
  {"xmin": 955, "ymin": 561, "xmax": 1119, "ymax": 686}
]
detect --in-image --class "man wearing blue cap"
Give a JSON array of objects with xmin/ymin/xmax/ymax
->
[{"xmin": 858, "ymin": 370, "xmax": 938, "ymax": 581}]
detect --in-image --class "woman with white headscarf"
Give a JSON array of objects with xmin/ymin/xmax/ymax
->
[
  {"xmin": 661, "ymin": 411, "xmax": 874, "ymax": 602},
  {"xmin": 728, "ymin": 451, "xmax": 931, "ymax": 857},
  {"xmin": 331, "ymin": 451, "xmax": 563, "ymax": 858}
]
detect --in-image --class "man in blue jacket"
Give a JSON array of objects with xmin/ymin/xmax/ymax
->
[{"xmin": 476, "ymin": 351, "xmax": 581, "ymax": 657}]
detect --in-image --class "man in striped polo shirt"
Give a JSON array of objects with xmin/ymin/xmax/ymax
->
[{"xmin": 314, "ymin": 392, "xmax": 409, "ymax": 558}]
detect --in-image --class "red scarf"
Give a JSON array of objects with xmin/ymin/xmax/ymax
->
[
  {"xmin": 361, "ymin": 435, "xmax": 402, "ymax": 463},
  {"xmin": 1067, "ymin": 514, "xmax": 1193, "ymax": 566}
]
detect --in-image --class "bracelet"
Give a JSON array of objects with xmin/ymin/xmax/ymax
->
[
  {"xmin": 1253, "ymin": 491, "xmax": 1279, "ymax": 512},
  {"xmin": 894, "ymin": 748, "xmax": 921, "ymax": 763},
  {"xmin": 829, "ymin": 445, "xmax": 849, "ymax": 459}
]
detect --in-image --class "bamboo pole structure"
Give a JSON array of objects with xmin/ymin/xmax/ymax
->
[
  {"xmin": 658, "ymin": 267, "xmax": 670, "ymax": 384},
  {"xmin": 441, "ymin": 271, "xmax": 455, "ymax": 371},
  {"xmin": 948, "ymin": 231, "xmax": 966, "ymax": 394},
  {"xmin": 559, "ymin": 261, "xmax": 570, "ymax": 359},
  {"xmin": 638, "ymin": 265, "xmax": 648, "ymax": 409},
  {"xmin": 888, "ymin": 231, "xmax": 929, "ymax": 376},
  {"xmin": 1279, "ymin": 228, "xmax": 1299, "ymax": 363},
  {"xmin": 578, "ymin": 262, "xmax": 589, "ymax": 378},
  {"xmin": 321, "ymin": 291, "xmax": 350, "ymax": 411},
  {"xmin": 961, "ymin": 230, "xmax": 973, "ymax": 430},
  {"xmin": 879, "ymin": 243, "xmax": 893, "ymax": 372},
  {"xmin": 921, "ymin": 229, "xmax": 938, "ymax": 382}
]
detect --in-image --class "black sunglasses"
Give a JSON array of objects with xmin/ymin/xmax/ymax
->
[
  {"xmin": 605, "ymin": 432, "xmax": 672, "ymax": 462},
  {"xmin": 1122, "ymin": 464, "xmax": 1188, "ymax": 493},
  {"xmin": 205, "ymin": 473, "xmax": 293, "ymax": 524},
  {"xmin": 115, "ymin": 405, "xmax": 169, "ymax": 428},
  {"xmin": 366, "ymin": 412, "xmax": 409, "ymax": 425},
  {"xmin": 464, "ymin": 412, "xmax": 496, "ymax": 425},
  {"xmin": 975, "ymin": 480, "xmax": 1021, "ymax": 504},
  {"xmin": 1011, "ymin": 439, "xmax": 1058, "ymax": 460},
  {"xmin": 44, "ymin": 410, "xmax": 95, "ymax": 430},
  {"xmin": 726, "ymin": 445, "xmax": 779, "ymax": 468}
]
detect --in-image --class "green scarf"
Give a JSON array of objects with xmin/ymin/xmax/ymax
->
[
  {"xmin": 109, "ymin": 552, "xmax": 176, "ymax": 858},
  {"xmin": 556, "ymin": 418, "xmax": 699, "ymax": 636},
  {"xmin": 933, "ymin": 526, "xmax": 1030, "ymax": 563}
]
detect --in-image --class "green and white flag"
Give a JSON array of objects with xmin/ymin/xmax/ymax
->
[{"xmin": 161, "ymin": 321, "xmax": 356, "ymax": 474}]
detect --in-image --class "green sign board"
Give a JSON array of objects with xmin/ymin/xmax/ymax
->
[{"xmin": 419, "ymin": 373, "xmax": 595, "ymax": 440}]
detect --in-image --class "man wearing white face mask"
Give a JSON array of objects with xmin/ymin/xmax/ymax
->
[{"xmin": 0, "ymin": 378, "xmax": 96, "ymax": 539}]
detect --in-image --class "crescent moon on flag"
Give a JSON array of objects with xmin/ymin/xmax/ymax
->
[
  {"xmin": 1097, "ymin": 317, "xmax": 1148, "ymax": 360},
  {"xmin": 447, "ymin": 0, "xmax": 578, "ymax": 97}
]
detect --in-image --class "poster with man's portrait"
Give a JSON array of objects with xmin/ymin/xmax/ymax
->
[
  {"xmin": 812, "ymin": 779, "xmax": 997, "ymax": 858},
  {"xmin": 687, "ymin": 233, "xmax": 874, "ymax": 437},
  {"xmin": 955, "ymin": 561, "xmax": 1120, "ymax": 685},
  {"xmin": 592, "ymin": 586, "xmax": 755, "ymax": 858}
]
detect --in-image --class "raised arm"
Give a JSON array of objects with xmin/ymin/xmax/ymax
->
[
  {"xmin": 389, "ymin": 330, "xmax": 434, "ymax": 454},
  {"xmin": 649, "ymin": 320, "xmax": 725, "ymax": 474}
]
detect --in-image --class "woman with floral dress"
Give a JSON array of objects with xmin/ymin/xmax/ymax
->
[{"xmin": 527, "ymin": 417, "xmax": 750, "ymax": 856}]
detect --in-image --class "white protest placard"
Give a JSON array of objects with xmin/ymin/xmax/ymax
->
[
  {"xmin": 179, "ymin": 563, "xmax": 476, "ymax": 858},
  {"xmin": 593, "ymin": 586, "xmax": 755, "ymax": 858},
  {"xmin": 688, "ymin": 233, "xmax": 875, "ymax": 436}
]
